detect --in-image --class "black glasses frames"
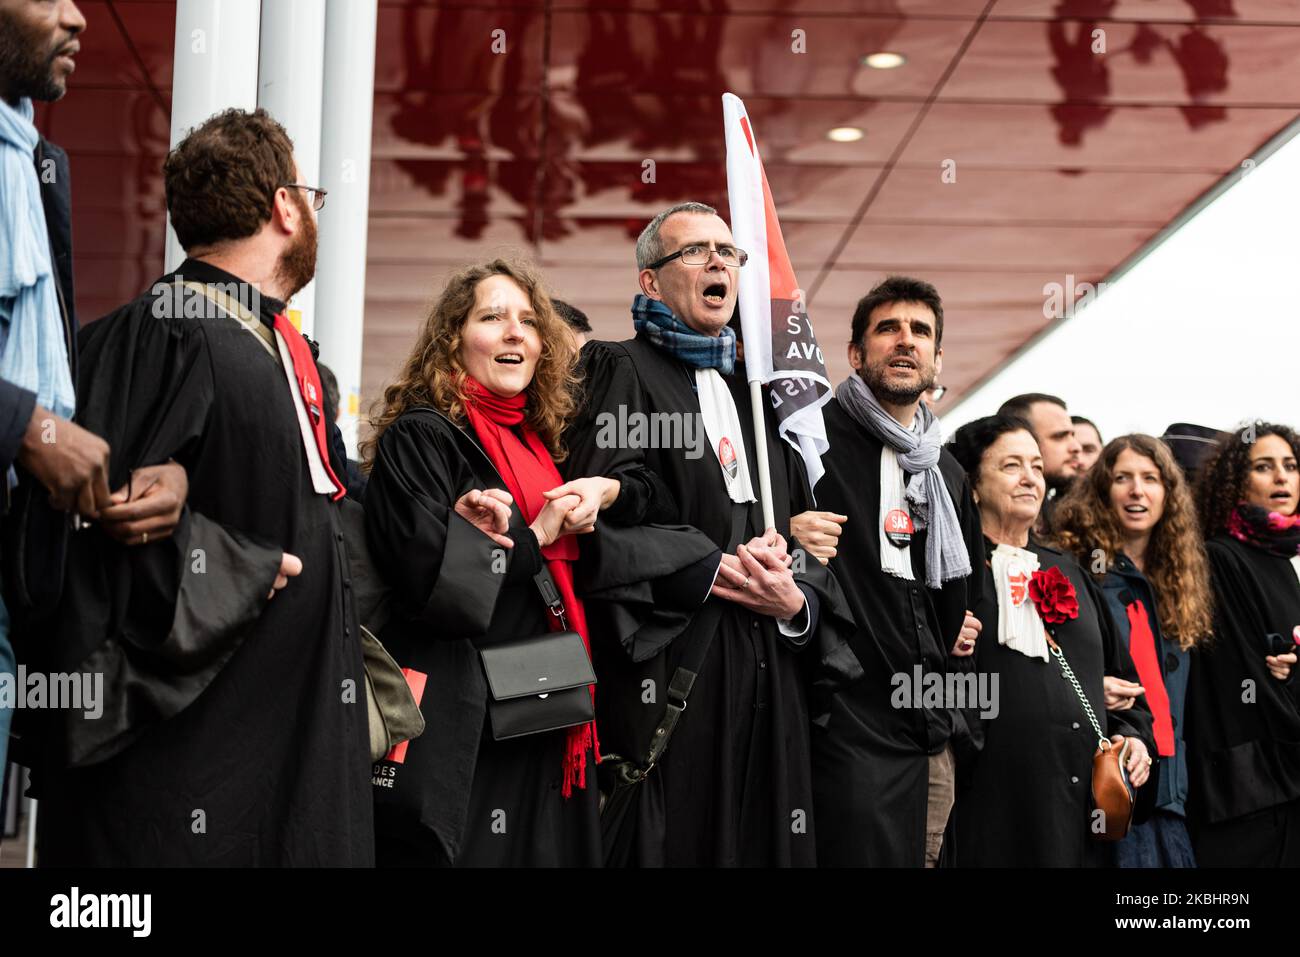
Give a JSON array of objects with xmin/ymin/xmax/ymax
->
[
  {"xmin": 647, "ymin": 243, "xmax": 748, "ymax": 270},
  {"xmin": 284, "ymin": 184, "xmax": 327, "ymax": 211}
]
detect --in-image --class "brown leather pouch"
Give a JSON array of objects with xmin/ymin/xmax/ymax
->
[
  {"xmin": 1045, "ymin": 632, "xmax": 1137, "ymax": 843},
  {"xmin": 1090, "ymin": 737, "xmax": 1135, "ymax": 841}
]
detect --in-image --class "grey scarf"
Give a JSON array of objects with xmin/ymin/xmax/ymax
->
[{"xmin": 835, "ymin": 375, "xmax": 971, "ymax": 588}]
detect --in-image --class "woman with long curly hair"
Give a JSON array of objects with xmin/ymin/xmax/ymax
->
[
  {"xmin": 1053, "ymin": 434, "xmax": 1212, "ymax": 867},
  {"xmin": 1185, "ymin": 423, "xmax": 1300, "ymax": 867},
  {"xmin": 361, "ymin": 259, "xmax": 620, "ymax": 867}
]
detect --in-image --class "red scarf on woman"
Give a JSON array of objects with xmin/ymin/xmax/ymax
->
[
  {"xmin": 1124, "ymin": 599, "xmax": 1175, "ymax": 757},
  {"xmin": 463, "ymin": 377, "xmax": 598, "ymax": 797}
]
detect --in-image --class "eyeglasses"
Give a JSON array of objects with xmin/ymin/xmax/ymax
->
[
  {"xmin": 646, "ymin": 242, "xmax": 748, "ymax": 270},
  {"xmin": 284, "ymin": 184, "xmax": 327, "ymax": 211}
]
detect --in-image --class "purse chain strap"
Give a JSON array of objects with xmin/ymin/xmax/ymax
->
[{"xmin": 1046, "ymin": 635, "xmax": 1107, "ymax": 750}]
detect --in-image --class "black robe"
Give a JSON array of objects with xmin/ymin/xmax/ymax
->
[
  {"xmin": 1185, "ymin": 534, "xmax": 1300, "ymax": 866},
  {"xmin": 564, "ymin": 335, "xmax": 857, "ymax": 867},
  {"xmin": 809, "ymin": 397, "xmax": 986, "ymax": 866},
  {"xmin": 20, "ymin": 260, "xmax": 374, "ymax": 866},
  {"xmin": 363, "ymin": 407, "xmax": 600, "ymax": 867},
  {"xmin": 953, "ymin": 540, "xmax": 1155, "ymax": 867}
]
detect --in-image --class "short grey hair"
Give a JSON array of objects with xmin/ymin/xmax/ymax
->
[{"xmin": 635, "ymin": 201, "xmax": 717, "ymax": 270}]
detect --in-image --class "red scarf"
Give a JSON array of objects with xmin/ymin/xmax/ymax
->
[
  {"xmin": 1125, "ymin": 599, "xmax": 1175, "ymax": 757},
  {"xmin": 272, "ymin": 313, "xmax": 345, "ymax": 501},
  {"xmin": 462, "ymin": 377, "xmax": 598, "ymax": 796}
]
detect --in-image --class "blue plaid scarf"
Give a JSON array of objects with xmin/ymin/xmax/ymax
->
[{"xmin": 631, "ymin": 294, "xmax": 735, "ymax": 374}]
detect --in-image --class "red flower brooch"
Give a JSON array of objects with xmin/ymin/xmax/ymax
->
[{"xmin": 1029, "ymin": 566, "xmax": 1079, "ymax": 625}]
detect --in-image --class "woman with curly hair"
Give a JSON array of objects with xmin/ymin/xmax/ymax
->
[
  {"xmin": 1186, "ymin": 423, "xmax": 1300, "ymax": 867},
  {"xmin": 1053, "ymin": 434, "xmax": 1213, "ymax": 867},
  {"xmin": 361, "ymin": 259, "xmax": 618, "ymax": 866}
]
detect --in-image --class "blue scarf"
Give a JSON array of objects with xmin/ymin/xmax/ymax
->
[
  {"xmin": 631, "ymin": 294, "xmax": 735, "ymax": 374},
  {"xmin": 0, "ymin": 97, "xmax": 74, "ymax": 422}
]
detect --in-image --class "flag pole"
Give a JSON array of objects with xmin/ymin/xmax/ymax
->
[
  {"xmin": 748, "ymin": 377, "xmax": 776, "ymax": 531},
  {"xmin": 724, "ymin": 91, "xmax": 831, "ymax": 526}
]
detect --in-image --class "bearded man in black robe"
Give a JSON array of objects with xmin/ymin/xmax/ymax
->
[
  {"xmin": 797, "ymin": 276, "xmax": 986, "ymax": 867},
  {"xmin": 563, "ymin": 201, "xmax": 857, "ymax": 867},
  {"xmin": 21, "ymin": 108, "xmax": 373, "ymax": 866}
]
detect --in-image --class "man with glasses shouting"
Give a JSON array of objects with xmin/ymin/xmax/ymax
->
[{"xmin": 563, "ymin": 201, "xmax": 854, "ymax": 866}]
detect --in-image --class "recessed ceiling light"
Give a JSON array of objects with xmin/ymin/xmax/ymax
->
[
  {"xmin": 827, "ymin": 126, "xmax": 864, "ymax": 143},
  {"xmin": 862, "ymin": 52, "xmax": 906, "ymax": 69}
]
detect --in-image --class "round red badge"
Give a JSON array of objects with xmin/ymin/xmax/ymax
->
[
  {"xmin": 719, "ymin": 437, "xmax": 739, "ymax": 480},
  {"xmin": 883, "ymin": 508, "xmax": 913, "ymax": 548}
]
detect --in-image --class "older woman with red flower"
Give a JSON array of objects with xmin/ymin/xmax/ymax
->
[{"xmin": 946, "ymin": 413, "xmax": 1156, "ymax": 867}]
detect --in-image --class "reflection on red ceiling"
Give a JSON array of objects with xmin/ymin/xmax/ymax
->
[{"xmin": 36, "ymin": 0, "xmax": 1300, "ymax": 408}]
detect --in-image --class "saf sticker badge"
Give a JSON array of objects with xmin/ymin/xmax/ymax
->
[
  {"xmin": 718, "ymin": 437, "xmax": 739, "ymax": 480},
  {"xmin": 883, "ymin": 508, "xmax": 913, "ymax": 548},
  {"xmin": 305, "ymin": 379, "xmax": 321, "ymax": 423},
  {"xmin": 1006, "ymin": 562, "xmax": 1030, "ymax": 607}
]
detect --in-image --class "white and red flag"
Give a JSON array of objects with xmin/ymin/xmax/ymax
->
[{"xmin": 722, "ymin": 92, "xmax": 832, "ymax": 493}]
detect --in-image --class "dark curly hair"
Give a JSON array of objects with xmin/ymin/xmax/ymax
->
[
  {"xmin": 164, "ymin": 107, "xmax": 297, "ymax": 251},
  {"xmin": 1053, "ymin": 434, "xmax": 1212, "ymax": 650},
  {"xmin": 1196, "ymin": 422, "xmax": 1300, "ymax": 537}
]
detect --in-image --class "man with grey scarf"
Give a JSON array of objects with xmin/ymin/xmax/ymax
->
[{"xmin": 801, "ymin": 275, "xmax": 987, "ymax": 867}]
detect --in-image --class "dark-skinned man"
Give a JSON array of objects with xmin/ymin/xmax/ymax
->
[{"xmin": 0, "ymin": 0, "xmax": 185, "ymax": 783}]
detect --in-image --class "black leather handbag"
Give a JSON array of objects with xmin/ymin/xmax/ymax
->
[{"xmin": 479, "ymin": 567, "xmax": 595, "ymax": 740}]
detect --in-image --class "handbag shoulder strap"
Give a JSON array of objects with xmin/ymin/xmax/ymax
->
[
  {"xmin": 533, "ymin": 565, "xmax": 569, "ymax": 631},
  {"xmin": 171, "ymin": 279, "xmax": 279, "ymax": 359},
  {"xmin": 634, "ymin": 498, "xmax": 749, "ymax": 774},
  {"xmin": 1045, "ymin": 632, "xmax": 1107, "ymax": 748}
]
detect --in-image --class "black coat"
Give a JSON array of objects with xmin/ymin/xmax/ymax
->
[
  {"xmin": 563, "ymin": 335, "xmax": 858, "ymax": 867},
  {"xmin": 24, "ymin": 262, "xmax": 373, "ymax": 866},
  {"xmin": 954, "ymin": 540, "xmax": 1156, "ymax": 867},
  {"xmin": 364, "ymin": 406, "xmax": 600, "ymax": 866},
  {"xmin": 809, "ymin": 398, "xmax": 986, "ymax": 866},
  {"xmin": 1185, "ymin": 535, "xmax": 1300, "ymax": 835}
]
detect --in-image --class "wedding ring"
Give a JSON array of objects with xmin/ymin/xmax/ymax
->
[
  {"xmin": 141, "ymin": 531, "xmax": 149, "ymax": 545},
  {"xmin": 743, "ymin": 577, "xmax": 751, "ymax": 590}
]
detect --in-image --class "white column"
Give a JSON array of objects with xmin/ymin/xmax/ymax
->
[
  {"xmin": 165, "ymin": 0, "xmax": 262, "ymax": 272},
  {"xmin": 257, "ymin": 0, "xmax": 327, "ymax": 337},
  {"xmin": 314, "ymin": 0, "xmax": 378, "ymax": 455}
]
